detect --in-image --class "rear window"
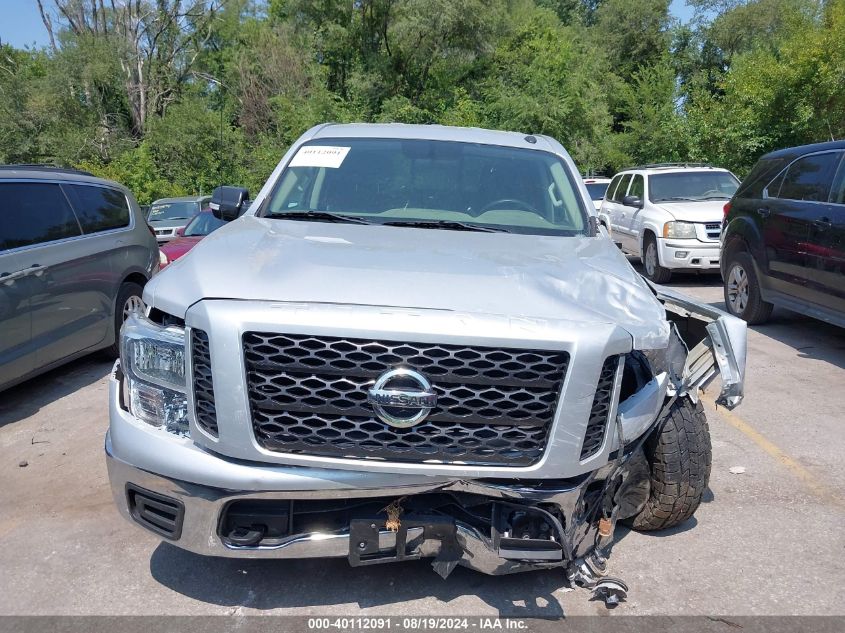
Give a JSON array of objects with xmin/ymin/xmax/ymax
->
[
  {"xmin": 149, "ymin": 201, "xmax": 199, "ymax": 221},
  {"xmin": 771, "ymin": 151, "xmax": 843, "ymax": 202},
  {"xmin": 585, "ymin": 182, "xmax": 610, "ymax": 201},
  {"xmin": 737, "ymin": 157, "xmax": 787, "ymax": 199},
  {"xmin": 63, "ymin": 184, "xmax": 130, "ymax": 233},
  {"xmin": 612, "ymin": 175, "xmax": 632, "ymax": 202},
  {"xmin": 0, "ymin": 182, "xmax": 81, "ymax": 250}
]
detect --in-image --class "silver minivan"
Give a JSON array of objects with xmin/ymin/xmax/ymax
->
[{"xmin": 0, "ymin": 166, "xmax": 158, "ymax": 391}]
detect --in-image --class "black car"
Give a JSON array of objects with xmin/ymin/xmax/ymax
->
[{"xmin": 721, "ymin": 141, "xmax": 845, "ymax": 325}]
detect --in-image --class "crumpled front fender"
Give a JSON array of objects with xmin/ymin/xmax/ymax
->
[{"xmin": 650, "ymin": 283, "xmax": 747, "ymax": 409}]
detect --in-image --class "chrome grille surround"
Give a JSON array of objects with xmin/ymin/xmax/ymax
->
[
  {"xmin": 580, "ymin": 356, "xmax": 621, "ymax": 460},
  {"xmin": 242, "ymin": 332, "xmax": 570, "ymax": 466},
  {"xmin": 191, "ymin": 328, "xmax": 218, "ymax": 437}
]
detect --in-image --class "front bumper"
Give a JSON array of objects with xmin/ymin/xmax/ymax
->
[
  {"xmin": 656, "ymin": 237, "xmax": 720, "ymax": 271},
  {"xmin": 106, "ymin": 435, "xmax": 610, "ymax": 574},
  {"xmin": 107, "ymin": 367, "xmax": 660, "ymax": 574}
]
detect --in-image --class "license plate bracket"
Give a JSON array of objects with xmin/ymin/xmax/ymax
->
[{"xmin": 348, "ymin": 515, "xmax": 455, "ymax": 567}]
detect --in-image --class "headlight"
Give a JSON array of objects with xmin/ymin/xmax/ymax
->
[
  {"xmin": 159, "ymin": 250, "xmax": 169, "ymax": 266},
  {"xmin": 663, "ymin": 221, "xmax": 697, "ymax": 239},
  {"xmin": 121, "ymin": 311, "xmax": 189, "ymax": 436}
]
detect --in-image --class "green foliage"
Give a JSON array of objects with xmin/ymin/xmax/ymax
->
[{"xmin": 3, "ymin": 0, "xmax": 845, "ymax": 198}]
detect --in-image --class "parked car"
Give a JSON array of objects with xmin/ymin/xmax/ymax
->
[
  {"xmin": 107, "ymin": 124, "xmax": 745, "ymax": 588},
  {"xmin": 0, "ymin": 165, "xmax": 158, "ymax": 392},
  {"xmin": 582, "ymin": 177, "xmax": 612, "ymax": 211},
  {"xmin": 158, "ymin": 210, "xmax": 226, "ymax": 270},
  {"xmin": 598, "ymin": 164, "xmax": 740, "ymax": 282},
  {"xmin": 147, "ymin": 195, "xmax": 210, "ymax": 243},
  {"xmin": 721, "ymin": 140, "xmax": 845, "ymax": 326}
]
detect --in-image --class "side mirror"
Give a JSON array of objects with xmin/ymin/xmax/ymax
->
[
  {"xmin": 623, "ymin": 195, "xmax": 644, "ymax": 208},
  {"xmin": 210, "ymin": 186, "xmax": 250, "ymax": 221},
  {"xmin": 175, "ymin": 227, "xmax": 185, "ymax": 237}
]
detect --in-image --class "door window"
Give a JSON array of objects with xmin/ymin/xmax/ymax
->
[
  {"xmin": 829, "ymin": 155, "xmax": 845, "ymax": 205},
  {"xmin": 774, "ymin": 152, "xmax": 843, "ymax": 202},
  {"xmin": 0, "ymin": 182, "xmax": 82, "ymax": 250},
  {"xmin": 605, "ymin": 176, "xmax": 622, "ymax": 202},
  {"xmin": 612, "ymin": 175, "xmax": 632, "ymax": 202},
  {"xmin": 628, "ymin": 174, "xmax": 644, "ymax": 200},
  {"xmin": 63, "ymin": 184, "xmax": 130, "ymax": 233}
]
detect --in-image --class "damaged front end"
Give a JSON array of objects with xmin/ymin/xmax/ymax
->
[
  {"xmin": 651, "ymin": 282, "xmax": 747, "ymax": 410},
  {"xmin": 106, "ymin": 281, "xmax": 746, "ymax": 604}
]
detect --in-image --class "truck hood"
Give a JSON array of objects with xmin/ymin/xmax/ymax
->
[
  {"xmin": 657, "ymin": 200, "xmax": 727, "ymax": 223},
  {"xmin": 144, "ymin": 216, "xmax": 670, "ymax": 348}
]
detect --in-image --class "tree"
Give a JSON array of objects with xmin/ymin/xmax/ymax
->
[{"xmin": 39, "ymin": 0, "xmax": 223, "ymax": 136}]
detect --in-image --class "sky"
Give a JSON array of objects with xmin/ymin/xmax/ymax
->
[{"xmin": 0, "ymin": 0, "xmax": 697, "ymax": 50}]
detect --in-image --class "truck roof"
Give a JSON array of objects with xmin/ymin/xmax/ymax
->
[{"xmin": 310, "ymin": 123, "xmax": 558, "ymax": 152}]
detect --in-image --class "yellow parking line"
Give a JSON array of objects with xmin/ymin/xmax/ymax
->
[{"xmin": 701, "ymin": 394, "xmax": 845, "ymax": 509}]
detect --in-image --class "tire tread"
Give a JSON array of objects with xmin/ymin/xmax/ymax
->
[{"xmin": 629, "ymin": 398, "xmax": 712, "ymax": 531}]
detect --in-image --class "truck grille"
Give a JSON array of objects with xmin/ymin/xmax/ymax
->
[
  {"xmin": 191, "ymin": 329, "xmax": 219, "ymax": 437},
  {"xmin": 580, "ymin": 356, "xmax": 620, "ymax": 460},
  {"xmin": 705, "ymin": 223, "xmax": 721, "ymax": 240},
  {"xmin": 242, "ymin": 333, "xmax": 570, "ymax": 466}
]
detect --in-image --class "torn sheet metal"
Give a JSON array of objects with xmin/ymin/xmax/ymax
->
[{"xmin": 650, "ymin": 282, "xmax": 747, "ymax": 409}]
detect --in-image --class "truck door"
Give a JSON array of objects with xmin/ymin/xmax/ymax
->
[
  {"xmin": 619, "ymin": 174, "xmax": 645, "ymax": 253},
  {"xmin": 608, "ymin": 174, "xmax": 632, "ymax": 248}
]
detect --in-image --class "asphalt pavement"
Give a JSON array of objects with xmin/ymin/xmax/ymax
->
[{"xmin": 1, "ymin": 269, "xmax": 843, "ymax": 617}]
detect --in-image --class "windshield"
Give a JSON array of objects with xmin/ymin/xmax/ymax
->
[
  {"xmin": 585, "ymin": 182, "xmax": 610, "ymax": 201},
  {"xmin": 264, "ymin": 138, "xmax": 588, "ymax": 235},
  {"xmin": 649, "ymin": 171, "xmax": 739, "ymax": 202},
  {"xmin": 183, "ymin": 212, "xmax": 226, "ymax": 237},
  {"xmin": 149, "ymin": 201, "xmax": 199, "ymax": 221}
]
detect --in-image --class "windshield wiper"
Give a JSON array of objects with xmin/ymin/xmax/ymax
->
[
  {"xmin": 657, "ymin": 197, "xmax": 700, "ymax": 202},
  {"xmin": 266, "ymin": 211, "xmax": 372, "ymax": 224},
  {"xmin": 382, "ymin": 219, "xmax": 510, "ymax": 233}
]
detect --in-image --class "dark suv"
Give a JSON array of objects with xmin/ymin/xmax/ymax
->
[{"xmin": 721, "ymin": 141, "xmax": 845, "ymax": 326}]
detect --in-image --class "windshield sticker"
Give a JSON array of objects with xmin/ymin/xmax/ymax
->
[{"xmin": 289, "ymin": 146, "xmax": 351, "ymax": 168}]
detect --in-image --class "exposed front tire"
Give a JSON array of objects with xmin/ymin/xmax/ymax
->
[
  {"xmin": 628, "ymin": 397, "xmax": 712, "ymax": 531},
  {"xmin": 723, "ymin": 251, "xmax": 773, "ymax": 324},
  {"xmin": 642, "ymin": 234, "xmax": 672, "ymax": 283},
  {"xmin": 107, "ymin": 282, "xmax": 145, "ymax": 359}
]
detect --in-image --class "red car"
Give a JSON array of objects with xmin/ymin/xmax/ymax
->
[{"xmin": 158, "ymin": 210, "xmax": 226, "ymax": 270}]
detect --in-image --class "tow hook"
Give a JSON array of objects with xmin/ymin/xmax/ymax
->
[{"xmin": 227, "ymin": 525, "xmax": 266, "ymax": 546}]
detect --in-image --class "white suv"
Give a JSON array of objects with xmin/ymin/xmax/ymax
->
[{"xmin": 598, "ymin": 164, "xmax": 739, "ymax": 282}]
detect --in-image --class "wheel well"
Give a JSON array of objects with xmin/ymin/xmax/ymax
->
[
  {"xmin": 640, "ymin": 228, "xmax": 657, "ymax": 261},
  {"xmin": 722, "ymin": 235, "xmax": 748, "ymax": 262},
  {"xmin": 121, "ymin": 272, "xmax": 148, "ymax": 290}
]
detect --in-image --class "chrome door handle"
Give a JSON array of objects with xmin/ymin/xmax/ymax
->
[
  {"xmin": 813, "ymin": 218, "xmax": 832, "ymax": 230},
  {"xmin": 757, "ymin": 207, "xmax": 771, "ymax": 218},
  {"xmin": 1, "ymin": 264, "xmax": 46, "ymax": 284}
]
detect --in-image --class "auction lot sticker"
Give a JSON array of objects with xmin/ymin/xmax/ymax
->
[{"xmin": 289, "ymin": 145, "xmax": 351, "ymax": 168}]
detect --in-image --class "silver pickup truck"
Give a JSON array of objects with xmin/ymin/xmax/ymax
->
[{"xmin": 106, "ymin": 124, "xmax": 745, "ymax": 591}]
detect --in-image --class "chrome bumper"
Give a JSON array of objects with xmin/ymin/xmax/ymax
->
[{"xmin": 106, "ymin": 432, "xmax": 609, "ymax": 575}]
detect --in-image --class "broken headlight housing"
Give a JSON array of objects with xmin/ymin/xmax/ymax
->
[
  {"xmin": 642, "ymin": 325, "xmax": 687, "ymax": 388},
  {"xmin": 121, "ymin": 311, "xmax": 189, "ymax": 436}
]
